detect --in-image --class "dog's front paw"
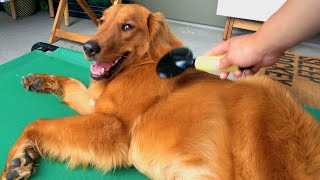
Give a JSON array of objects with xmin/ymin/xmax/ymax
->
[
  {"xmin": 1, "ymin": 147, "xmax": 39, "ymax": 180},
  {"xmin": 22, "ymin": 74, "xmax": 44, "ymax": 92},
  {"xmin": 21, "ymin": 74, "xmax": 62, "ymax": 95}
]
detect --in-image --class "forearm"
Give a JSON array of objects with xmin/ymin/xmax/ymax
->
[{"xmin": 255, "ymin": 0, "xmax": 320, "ymax": 54}]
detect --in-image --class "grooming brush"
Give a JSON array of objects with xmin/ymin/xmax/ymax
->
[{"xmin": 156, "ymin": 47, "xmax": 250, "ymax": 78}]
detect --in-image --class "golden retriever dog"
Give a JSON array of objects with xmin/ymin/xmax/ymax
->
[{"xmin": 2, "ymin": 4, "xmax": 320, "ymax": 180}]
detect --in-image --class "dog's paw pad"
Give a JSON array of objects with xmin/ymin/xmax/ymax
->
[
  {"xmin": 5, "ymin": 168, "xmax": 31, "ymax": 180},
  {"xmin": 6, "ymin": 170, "xmax": 20, "ymax": 180},
  {"xmin": 3, "ymin": 147, "xmax": 39, "ymax": 180},
  {"xmin": 31, "ymin": 78, "xmax": 44, "ymax": 91},
  {"xmin": 21, "ymin": 74, "xmax": 44, "ymax": 92},
  {"xmin": 9, "ymin": 158, "xmax": 21, "ymax": 168}
]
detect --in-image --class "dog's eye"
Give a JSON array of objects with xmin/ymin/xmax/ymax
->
[{"xmin": 122, "ymin": 23, "xmax": 133, "ymax": 31}]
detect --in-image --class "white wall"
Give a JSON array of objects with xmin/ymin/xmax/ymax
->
[
  {"xmin": 217, "ymin": 0, "xmax": 286, "ymax": 21},
  {"xmin": 135, "ymin": 0, "xmax": 227, "ymax": 27}
]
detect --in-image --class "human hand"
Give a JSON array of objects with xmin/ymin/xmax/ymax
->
[{"xmin": 206, "ymin": 33, "xmax": 283, "ymax": 79}]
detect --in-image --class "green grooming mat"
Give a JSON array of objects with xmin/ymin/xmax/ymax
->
[
  {"xmin": 0, "ymin": 45, "xmax": 148, "ymax": 179},
  {"xmin": 303, "ymin": 106, "xmax": 320, "ymax": 119},
  {"xmin": 0, "ymin": 44, "xmax": 319, "ymax": 179}
]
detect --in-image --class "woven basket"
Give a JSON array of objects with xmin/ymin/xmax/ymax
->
[{"xmin": 3, "ymin": 0, "xmax": 37, "ymax": 17}]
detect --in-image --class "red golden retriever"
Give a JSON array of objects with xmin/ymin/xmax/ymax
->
[{"xmin": 2, "ymin": 4, "xmax": 320, "ymax": 180}]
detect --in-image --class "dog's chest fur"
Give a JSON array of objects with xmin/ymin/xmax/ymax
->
[{"xmin": 92, "ymin": 64, "xmax": 173, "ymax": 126}]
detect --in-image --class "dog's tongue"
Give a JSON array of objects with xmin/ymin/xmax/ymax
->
[{"xmin": 90, "ymin": 61, "xmax": 113, "ymax": 75}]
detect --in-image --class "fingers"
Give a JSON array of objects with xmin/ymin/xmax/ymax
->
[
  {"xmin": 242, "ymin": 63, "xmax": 262, "ymax": 77},
  {"xmin": 233, "ymin": 70, "xmax": 243, "ymax": 79},
  {"xmin": 216, "ymin": 55, "xmax": 235, "ymax": 71},
  {"xmin": 244, "ymin": 69, "xmax": 253, "ymax": 76},
  {"xmin": 223, "ymin": 69, "xmax": 251, "ymax": 80},
  {"xmin": 205, "ymin": 40, "xmax": 229, "ymax": 56},
  {"xmin": 219, "ymin": 72, "xmax": 229, "ymax": 79},
  {"xmin": 219, "ymin": 57, "xmax": 257, "ymax": 79},
  {"xmin": 219, "ymin": 62, "xmax": 257, "ymax": 79},
  {"xmin": 205, "ymin": 41, "xmax": 233, "ymax": 79},
  {"xmin": 240, "ymin": 65, "xmax": 261, "ymax": 77},
  {"xmin": 205, "ymin": 40, "xmax": 259, "ymax": 79},
  {"xmin": 250, "ymin": 65, "xmax": 262, "ymax": 74}
]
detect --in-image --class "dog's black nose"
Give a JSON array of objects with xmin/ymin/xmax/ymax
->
[{"xmin": 83, "ymin": 40, "xmax": 101, "ymax": 57}]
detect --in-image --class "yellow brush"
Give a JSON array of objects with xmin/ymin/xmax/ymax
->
[
  {"xmin": 156, "ymin": 47, "xmax": 242, "ymax": 78},
  {"xmin": 194, "ymin": 56, "xmax": 239, "ymax": 73}
]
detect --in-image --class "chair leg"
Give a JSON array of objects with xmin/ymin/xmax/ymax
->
[
  {"xmin": 48, "ymin": 0, "xmax": 54, "ymax": 17},
  {"xmin": 111, "ymin": 0, "xmax": 122, "ymax": 4},
  {"xmin": 9, "ymin": 0, "xmax": 17, "ymax": 20},
  {"xmin": 48, "ymin": 0, "xmax": 100, "ymax": 43},
  {"xmin": 76, "ymin": 0, "xmax": 98, "ymax": 26},
  {"xmin": 64, "ymin": 3, "xmax": 70, "ymax": 27},
  {"xmin": 223, "ymin": 17, "xmax": 231, "ymax": 40},
  {"xmin": 223, "ymin": 17, "xmax": 235, "ymax": 40},
  {"xmin": 49, "ymin": 0, "xmax": 68, "ymax": 43}
]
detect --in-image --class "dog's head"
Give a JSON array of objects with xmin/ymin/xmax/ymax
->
[{"xmin": 83, "ymin": 4, "xmax": 182, "ymax": 80}]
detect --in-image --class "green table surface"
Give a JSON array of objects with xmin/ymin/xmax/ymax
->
[
  {"xmin": 0, "ymin": 48, "xmax": 319, "ymax": 179},
  {"xmin": 0, "ymin": 48, "xmax": 148, "ymax": 179}
]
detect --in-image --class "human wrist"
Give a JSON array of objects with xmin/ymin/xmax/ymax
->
[{"xmin": 252, "ymin": 31, "xmax": 285, "ymax": 59}]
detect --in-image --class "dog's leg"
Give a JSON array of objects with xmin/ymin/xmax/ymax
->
[
  {"xmin": 21, "ymin": 74, "xmax": 95, "ymax": 114},
  {"xmin": 1, "ymin": 113, "xmax": 130, "ymax": 180}
]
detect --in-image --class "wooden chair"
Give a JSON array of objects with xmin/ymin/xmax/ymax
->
[
  {"xmin": 223, "ymin": 17, "xmax": 262, "ymax": 40},
  {"xmin": 49, "ymin": 0, "xmax": 122, "ymax": 44},
  {"xmin": 8, "ymin": 0, "xmax": 59, "ymax": 20},
  {"xmin": 48, "ymin": 0, "xmax": 70, "ymax": 27}
]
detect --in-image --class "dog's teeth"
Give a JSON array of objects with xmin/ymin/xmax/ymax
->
[
  {"xmin": 101, "ymin": 68, "xmax": 105, "ymax": 74},
  {"xmin": 117, "ymin": 56, "xmax": 123, "ymax": 63}
]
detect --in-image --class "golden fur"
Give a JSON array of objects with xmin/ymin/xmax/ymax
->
[{"xmin": 2, "ymin": 4, "xmax": 320, "ymax": 180}]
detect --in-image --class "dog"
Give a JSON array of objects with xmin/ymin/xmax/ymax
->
[{"xmin": 2, "ymin": 4, "xmax": 320, "ymax": 180}]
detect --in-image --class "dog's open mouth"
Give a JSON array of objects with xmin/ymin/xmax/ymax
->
[{"xmin": 90, "ymin": 52, "xmax": 129, "ymax": 80}]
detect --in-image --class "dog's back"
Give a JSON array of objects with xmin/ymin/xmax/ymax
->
[
  {"xmin": 128, "ymin": 70, "xmax": 320, "ymax": 179},
  {"xmin": 229, "ymin": 77, "xmax": 320, "ymax": 179}
]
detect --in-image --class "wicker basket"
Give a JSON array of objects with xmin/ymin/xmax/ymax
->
[{"xmin": 3, "ymin": 0, "xmax": 37, "ymax": 17}]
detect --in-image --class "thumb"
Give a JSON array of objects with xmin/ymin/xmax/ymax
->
[{"xmin": 216, "ymin": 55, "xmax": 233, "ymax": 69}]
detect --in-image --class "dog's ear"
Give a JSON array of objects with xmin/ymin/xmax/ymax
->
[{"xmin": 147, "ymin": 12, "xmax": 182, "ymax": 61}]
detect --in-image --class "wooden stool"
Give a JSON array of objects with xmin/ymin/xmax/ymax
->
[
  {"xmin": 48, "ymin": 0, "xmax": 70, "ymax": 27},
  {"xmin": 8, "ymin": 0, "xmax": 16, "ymax": 19},
  {"xmin": 223, "ymin": 17, "xmax": 262, "ymax": 40},
  {"xmin": 9, "ymin": 0, "xmax": 56, "ymax": 20},
  {"xmin": 49, "ymin": 0, "xmax": 122, "ymax": 44}
]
